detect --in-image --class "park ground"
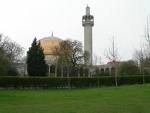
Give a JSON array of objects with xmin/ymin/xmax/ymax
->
[{"xmin": 0, "ymin": 84, "xmax": 150, "ymax": 113}]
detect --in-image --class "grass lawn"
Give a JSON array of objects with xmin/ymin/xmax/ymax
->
[{"xmin": 0, "ymin": 84, "xmax": 150, "ymax": 113}]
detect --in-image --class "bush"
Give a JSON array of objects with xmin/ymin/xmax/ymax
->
[
  {"xmin": 0, "ymin": 75, "xmax": 150, "ymax": 89},
  {"xmin": 118, "ymin": 76, "xmax": 143, "ymax": 85},
  {"xmin": 118, "ymin": 60, "xmax": 139, "ymax": 75},
  {"xmin": 7, "ymin": 66, "xmax": 19, "ymax": 76}
]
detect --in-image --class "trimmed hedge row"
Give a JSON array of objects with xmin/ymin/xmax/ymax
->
[{"xmin": 0, "ymin": 75, "xmax": 150, "ymax": 89}]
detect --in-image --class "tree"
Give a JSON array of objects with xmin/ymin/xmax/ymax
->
[
  {"xmin": 105, "ymin": 36, "xmax": 119, "ymax": 61},
  {"xmin": 53, "ymin": 39, "xmax": 86, "ymax": 76},
  {"xmin": 145, "ymin": 16, "xmax": 150, "ymax": 56},
  {"xmin": 0, "ymin": 47, "xmax": 10, "ymax": 75},
  {"xmin": 0, "ymin": 34, "xmax": 24, "ymax": 63},
  {"xmin": 0, "ymin": 34, "xmax": 24, "ymax": 76},
  {"xmin": 118, "ymin": 60, "xmax": 139, "ymax": 76},
  {"xmin": 27, "ymin": 38, "xmax": 48, "ymax": 76},
  {"xmin": 133, "ymin": 48, "xmax": 144, "ymax": 74},
  {"xmin": 105, "ymin": 36, "xmax": 120, "ymax": 86},
  {"xmin": 61, "ymin": 40, "xmax": 85, "ymax": 67},
  {"xmin": 133, "ymin": 16, "xmax": 150, "ymax": 74}
]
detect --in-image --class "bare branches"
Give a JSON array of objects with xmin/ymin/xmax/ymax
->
[
  {"xmin": 133, "ymin": 48, "xmax": 144, "ymax": 63},
  {"xmin": 105, "ymin": 36, "xmax": 119, "ymax": 62},
  {"xmin": 145, "ymin": 16, "xmax": 150, "ymax": 47},
  {"xmin": 0, "ymin": 34, "xmax": 24, "ymax": 63},
  {"xmin": 53, "ymin": 39, "xmax": 86, "ymax": 67},
  {"xmin": 133, "ymin": 16, "xmax": 150, "ymax": 74}
]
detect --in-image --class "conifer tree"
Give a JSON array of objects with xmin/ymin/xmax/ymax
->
[{"xmin": 27, "ymin": 38, "xmax": 48, "ymax": 76}]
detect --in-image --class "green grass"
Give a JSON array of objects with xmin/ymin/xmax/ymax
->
[{"xmin": 0, "ymin": 84, "xmax": 150, "ymax": 113}]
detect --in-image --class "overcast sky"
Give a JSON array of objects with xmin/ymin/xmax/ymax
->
[{"xmin": 0, "ymin": 0, "xmax": 150, "ymax": 63}]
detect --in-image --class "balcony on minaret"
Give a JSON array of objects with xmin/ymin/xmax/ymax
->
[
  {"xmin": 82, "ymin": 6, "xmax": 94, "ymax": 26},
  {"xmin": 82, "ymin": 15, "xmax": 94, "ymax": 26}
]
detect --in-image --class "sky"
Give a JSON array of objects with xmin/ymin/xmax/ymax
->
[{"xmin": 0, "ymin": 0, "xmax": 150, "ymax": 63}]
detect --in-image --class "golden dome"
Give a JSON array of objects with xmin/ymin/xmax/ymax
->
[{"xmin": 39, "ymin": 34, "xmax": 62, "ymax": 55}]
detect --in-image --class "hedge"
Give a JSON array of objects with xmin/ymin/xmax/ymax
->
[{"xmin": 0, "ymin": 75, "xmax": 150, "ymax": 89}]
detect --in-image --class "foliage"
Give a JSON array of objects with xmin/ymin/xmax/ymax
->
[
  {"xmin": 7, "ymin": 66, "xmax": 19, "ymax": 76},
  {"xmin": 27, "ymin": 38, "xmax": 48, "ymax": 76},
  {"xmin": 118, "ymin": 60, "xmax": 139, "ymax": 75},
  {"xmin": 0, "ymin": 75, "xmax": 149, "ymax": 88}
]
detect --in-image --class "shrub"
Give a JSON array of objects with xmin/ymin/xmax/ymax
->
[{"xmin": 0, "ymin": 75, "xmax": 150, "ymax": 89}]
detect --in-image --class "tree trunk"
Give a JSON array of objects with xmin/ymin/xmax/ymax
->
[
  {"xmin": 115, "ymin": 64, "xmax": 118, "ymax": 87},
  {"xmin": 61, "ymin": 65, "xmax": 63, "ymax": 77},
  {"xmin": 49, "ymin": 65, "xmax": 51, "ymax": 77},
  {"xmin": 55, "ymin": 63, "xmax": 57, "ymax": 77},
  {"xmin": 67, "ymin": 66, "xmax": 70, "ymax": 89},
  {"xmin": 78, "ymin": 67, "xmax": 80, "ymax": 78}
]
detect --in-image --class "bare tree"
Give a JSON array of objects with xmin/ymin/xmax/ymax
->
[
  {"xmin": 105, "ymin": 36, "xmax": 119, "ymax": 86},
  {"xmin": 145, "ymin": 16, "xmax": 150, "ymax": 48},
  {"xmin": 105, "ymin": 36, "xmax": 119, "ymax": 62},
  {"xmin": 133, "ymin": 16, "xmax": 150, "ymax": 83},
  {"xmin": 53, "ymin": 39, "xmax": 87, "ymax": 77},
  {"xmin": 133, "ymin": 47, "xmax": 144, "ymax": 73},
  {"xmin": 0, "ymin": 34, "xmax": 24, "ymax": 75},
  {"xmin": 144, "ymin": 17, "xmax": 150, "ymax": 59},
  {"xmin": 140, "ymin": 16, "xmax": 150, "ymax": 70},
  {"xmin": 0, "ymin": 34, "xmax": 24, "ymax": 63},
  {"xmin": 54, "ymin": 40, "xmax": 86, "ymax": 67}
]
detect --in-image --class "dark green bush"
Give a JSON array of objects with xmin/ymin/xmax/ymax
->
[
  {"xmin": 118, "ymin": 76, "xmax": 143, "ymax": 85},
  {"xmin": 0, "ymin": 75, "xmax": 150, "ymax": 89}
]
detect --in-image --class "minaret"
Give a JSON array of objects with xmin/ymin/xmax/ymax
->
[{"xmin": 82, "ymin": 5, "xmax": 94, "ymax": 65}]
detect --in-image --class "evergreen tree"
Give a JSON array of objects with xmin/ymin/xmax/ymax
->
[{"xmin": 27, "ymin": 38, "xmax": 48, "ymax": 76}]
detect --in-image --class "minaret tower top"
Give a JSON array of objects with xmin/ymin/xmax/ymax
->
[
  {"xmin": 86, "ymin": 5, "xmax": 90, "ymax": 15},
  {"xmin": 82, "ymin": 6, "xmax": 94, "ymax": 27}
]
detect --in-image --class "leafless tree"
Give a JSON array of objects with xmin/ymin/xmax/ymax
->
[
  {"xmin": 54, "ymin": 39, "xmax": 86, "ymax": 67},
  {"xmin": 133, "ymin": 16, "xmax": 150, "ymax": 83},
  {"xmin": 0, "ymin": 34, "xmax": 24, "ymax": 75},
  {"xmin": 53, "ymin": 39, "xmax": 87, "ymax": 77},
  {"xmin": 0, "ymin": 34, "xmax": 24, "ymax": 63},
  {"xmin": 105, "ymin": 36, "xmax": 119, "ymax": 62},
  {"xmin": 105, "ymin": 36, "xmax": 120, "ymax": 86},
  {"xmin": 133, "ymin": 47, "xmax": 145, "ymax": 71},
  {"xmin": 144, "ymin": 16, "xmax": 150, "ymax": 58}
]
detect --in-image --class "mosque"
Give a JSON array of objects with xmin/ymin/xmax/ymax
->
[
  {"xmin": 39, "ymin": 5, "xmax": 93, "ymax": 66},
  {"xmin": 17, "ymin": 6, "xmax": 117, "ymax": 76}
]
